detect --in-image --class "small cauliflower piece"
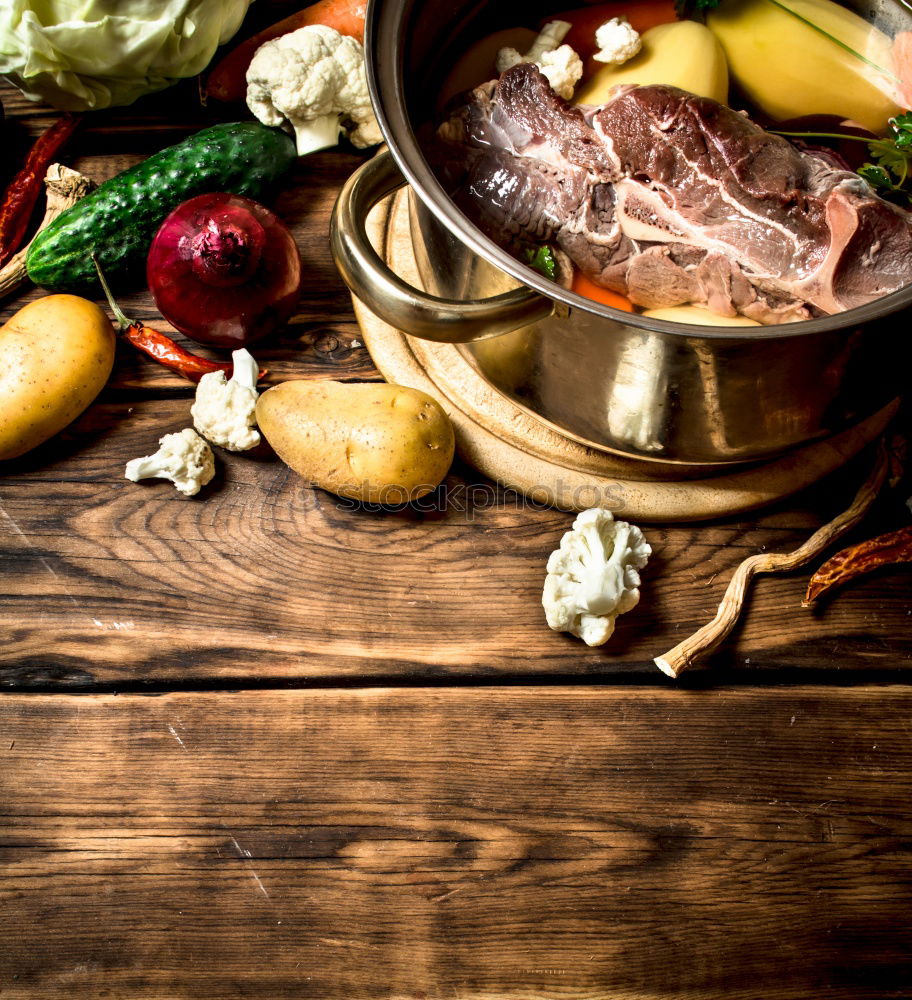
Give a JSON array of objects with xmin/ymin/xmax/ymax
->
[
  {"xmin": 246, "ymin": 25, "xmax": 382, "ymax": 156},
  {"xmin": 125, "ymin": 428, "xmax": 215, "ymax": 497},
  {"xmin": 191, "ymin": 349, "xmax": 261, "ymax": 452},
  {"xmin": 542, "ymin": 508, "xmax": 651, "ymax": 646},
  {"xmin": 593, "ymin": 17, "xmax": 642, "ymax": 65},
  {"xmin": 496, "ymin": 20, "xmax": 583, "ymax": 99}
]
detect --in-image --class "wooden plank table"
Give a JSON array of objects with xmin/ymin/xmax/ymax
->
[{"xmin": 1, "ymin": 45, "xmax": 911, "ymax": 998}]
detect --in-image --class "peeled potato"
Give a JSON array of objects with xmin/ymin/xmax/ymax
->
[
  {"xmin": 707, "ymin": 0, "xmax": 901, "ymax": 134},
  {"xmin": 576, "ymin": 21, "xmax": 729, "ymax": 105},
  {"xmin": 0, "ymin": 294, "xmax": 116, "ymax": 460},
  {"xmin": 642, "ymin": 306, "xmax": 762, "ymax": 326},
  {"xmin": 256, "ymin": 381, "xmax": 455, "ymax": 504}
]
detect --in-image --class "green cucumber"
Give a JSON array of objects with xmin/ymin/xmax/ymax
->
[{"xmin": 27, "ymin": 122, "xmax": 297, "ymax": 291}]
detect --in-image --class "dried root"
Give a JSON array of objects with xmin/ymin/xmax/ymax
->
[
  {"xmin": 653, "ymin": 438, "xmax": 891, "ymax": 678},
  {"xmin": 0, "ymin": 163, "xmax": 95, "ymax": 300}
]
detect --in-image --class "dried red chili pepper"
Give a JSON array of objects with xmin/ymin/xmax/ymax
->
[
  {"xmin": 0, "ymin": 115, "xmax": 81, "ymax": 268},
  {"xmin": 803, "ymin": 524, "xmax": 912, "ymax": 606},
  {"xmin": 121, "ymin": 322, "xmax": 241, "ymax": 383},
  {"xmin": 93, "ymin": 256, "xmax": 266, "ymax": 384}
]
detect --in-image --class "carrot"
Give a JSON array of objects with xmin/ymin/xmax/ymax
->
[
  {"xmin": 892, "ymin": 31, "xmax": 912, "ymax": 109},
  {"xmin": 571, "ymin": 271, "xmax": 635, "ymax": 311},
  {"xmin": 205, "ymin": 0, "xmax": 368, "ymax": 103},
  {"xmin": 439, "ymin": 27, "xmax": 537, "ymax": 107},
  {"xmin": 549, "ymin": 1, "xmax": 679, "ymax": 65}
]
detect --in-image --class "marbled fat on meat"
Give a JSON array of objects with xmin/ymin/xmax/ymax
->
[{"xmin": 437, "ymin": 64, "xmax": 912, "ymax": 322}]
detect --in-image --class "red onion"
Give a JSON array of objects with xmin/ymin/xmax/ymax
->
[{"xmin": 147, "ymin": 192, "xmax": 302, "ymax": 349}]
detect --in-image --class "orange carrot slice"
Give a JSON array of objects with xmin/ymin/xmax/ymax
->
[
  {"xmin": 892, "ymin": 31, "xmax": 912, "ymax": 109},
  {"xmin": 550, "ymin": 0, "xmax": 679, "ymax": 62},
  {"xmin": 571, "ymin": 271, "xmax": 635, "ymax": 311}
]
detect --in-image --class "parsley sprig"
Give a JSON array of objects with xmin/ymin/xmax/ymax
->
[
  {"xmin": 674, "ymin": 0, "xmax": 720, "ymax": 14},
  {"xmin": 773, "ymin": 113, "xmax": 912, "ymax": 205},
  {"xmin": 523, "ymin": 245, "xmax": 557, "ymax": 281},
  {"xmin": 859, "ymin": 112, "xmax": 912, "ymax": 197}
]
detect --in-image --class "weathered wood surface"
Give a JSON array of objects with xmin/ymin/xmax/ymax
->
[
  {"xmin": 1, "ymin": 79, "xmax": 910, "ymax": 683},
  {"xmin": 1, "ymin": 11, "xmax": 911, "ymax": 1000},
  {"xmin": 1, "ymin": 398, "xmax": 911, "ymax": 685},
  {"xmin": 0, "ymin": 148, "xmax": 377, "ymax": 391},
  {"xmin": 2, "ymin": 687, "xmax": 911, "ymax": 999}
]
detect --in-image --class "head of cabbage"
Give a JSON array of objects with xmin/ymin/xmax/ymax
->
[{"xmin": 0, "ymin": 0, "xmax": 253, "ymax": 111}]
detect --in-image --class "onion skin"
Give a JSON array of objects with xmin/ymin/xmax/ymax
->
[{"xmin": 147, "ymin": 193, "xmax": 302, "ymax": 349}]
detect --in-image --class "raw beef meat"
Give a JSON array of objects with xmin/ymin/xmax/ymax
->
[{"xmin": 436, "ymin": 64, "xmax": 912, "ymax": 322}]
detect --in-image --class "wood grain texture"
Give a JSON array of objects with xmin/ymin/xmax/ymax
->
[
  {"xmin": 1, "ymin": 395, "xmax": 910, "ymax": 685},
  {"xmin": 0, "ymin": 144, "xmax": 380, "ymax": 389},
  {"xmin": 1, "ymin": 687, "xmax": 911, "ymax": 999},
  {"xmin": 2, "ymin": 25, "xmax": 911, "ymax": 1000},
  {"xmin": 0, "ymin": 50, "xmax": 378, "ymax": 391},
  {"xmin": 0, "ymin": 81, "xmax": 910, "ymax": 685}
]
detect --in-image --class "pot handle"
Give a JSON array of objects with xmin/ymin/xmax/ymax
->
[{"xmin": 330, "ymin": 149, "xmax": 555, "ymax": 344}]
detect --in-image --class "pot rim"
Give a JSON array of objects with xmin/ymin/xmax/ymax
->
[{"xmin": 364, "ymin": 0, "xmax": 912, "ymax": 342}]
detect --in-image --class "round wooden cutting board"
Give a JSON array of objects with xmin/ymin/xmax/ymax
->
[{"xmin": 352, "ymin": 189, "xmax": 897, "ymax": 522}]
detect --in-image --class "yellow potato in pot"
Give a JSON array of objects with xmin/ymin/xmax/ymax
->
[
  {"xmin": 642, "ymin": 306, "xmax": 761, "ymax": 326},
  {"xmin": 256, "ymin": 381, "xmax": 455, "ymax": 504},
  {"xmin": 706, "ymin": 0, "xmax": 902, "ymax": 135},
  {"xmin": 576, "ymin": 21, "xmax": 729, "ymax": 105},
  {"xmin": 0, "ymin": 295, "xmax": 115, "ymax": 460}
]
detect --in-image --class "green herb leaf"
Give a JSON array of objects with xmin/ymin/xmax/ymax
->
[
  {"xmin": 888, "ymin": 112, "xmax": 912, "ymax": 153},
  {"xmin": 860, "ymin": 115, "xmax": 912, "ymax": 197},
  {"xmin": 774, "ymin": 118, "xmax": 912, "ymax": 205},
  {"xmin": 524, "ymin": 245, "xmax": 557, "ymax": 281},
  {"xmin": 858, "ymin": 163, "xmax": 894, "ymax": 191},
  {"xmin": 868, "ymin": 139, "xmax": 905, "ymax": 174},
  {"xmin": 675, "ymin": 0, "xmax": 722, "ymax": 16}
]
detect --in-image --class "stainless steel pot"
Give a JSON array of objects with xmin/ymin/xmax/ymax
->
[{"xmin": 331, "ymin": 0, "xmax": 911, "ymax": 465}]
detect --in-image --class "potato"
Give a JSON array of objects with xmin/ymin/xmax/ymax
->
[
  {"xmin": 576, "ymin": 21, "xmax": 729, "ymax": 105},
  {"xmin": 706, "ymin": 0, "xmax": 901, "ymax": 134},
  {"xmin": 256, "ymin": 381, "xmax": 455, "ymax": 504},
  {"xmin": 0, "ymin": 295, "xmax": 116, "ymax": 460},
  {"xmin": 642, "ymin": 306, "xmax": 761, "ymax": 326}
]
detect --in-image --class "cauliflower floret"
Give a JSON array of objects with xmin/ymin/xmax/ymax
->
[
  {"xmin": 542, "ymin": 508, "xmax": 651, "ymax": 646},
  {"xmin": 125, "ymin": 428, "xmax": 215, "ymax": 497},
  {"xmin": 593, "ymin": 17, "xmax": 642, "ymax": 65},
  {"xmin": 191, "ymin": 349, "xmax": 261, "ymax": 452},
  {"xmin": 246, "ymin": 25, "xmax": 382, "ymax": 156},
  {"xmin": 496, "ymin": 20, "xmax": 583, "ymax": 100}
]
